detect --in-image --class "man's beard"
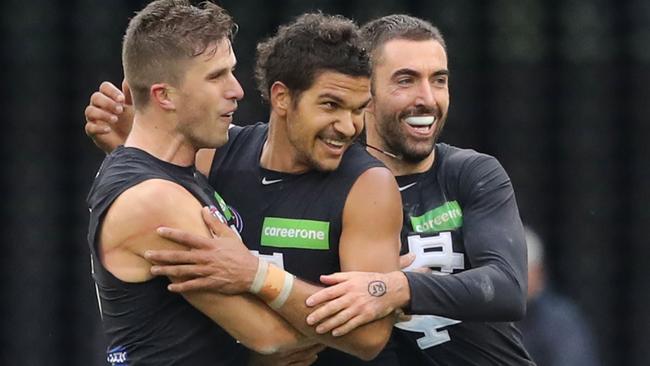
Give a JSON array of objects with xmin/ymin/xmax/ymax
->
[{"xmin": 377, "ymin": 107, "xmax": 444, "ymax": 163}]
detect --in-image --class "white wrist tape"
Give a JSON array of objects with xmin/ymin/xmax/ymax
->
[
  {"xmin": 250, "ymin": 259, "xmax": 269, "ymax": 294},
  {"xmin": 249, "ymin": 261, "xmax": 295, "ymax": 310}
]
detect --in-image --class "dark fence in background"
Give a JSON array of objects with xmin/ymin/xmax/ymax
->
[{"xmin": 1, "ymin": 0, "xmax": 648, "ymax": 365}]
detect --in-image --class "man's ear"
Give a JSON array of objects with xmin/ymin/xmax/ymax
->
[
  {"xmin": 151, "ymin": 83, "xmax": 176, "ymax": 111},
  {"xmin": 270, "ymin": 81, "xmax": 291, "ymax": 117},
  {"xmin": 121, "ymin": 79, "xmax": 133, "ymax": 106}
]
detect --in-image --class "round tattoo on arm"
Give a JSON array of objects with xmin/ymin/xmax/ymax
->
[{"xmin": 368, "ymin": 280, "xmax": 387, "ymax": 297}]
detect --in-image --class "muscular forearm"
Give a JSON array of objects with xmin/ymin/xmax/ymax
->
[
  {"xmin": 181, "ymin": 290, "xmax": 308, "ymax": 354},
  {"xmin": 404, "ymin": 263, "xmax": 526, "ymax": 321},
  {"xmin": 273, "ymin": 279, "xmax": 394, "ymax": 361}
]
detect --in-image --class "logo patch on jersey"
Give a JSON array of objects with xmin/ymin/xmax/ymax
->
[
  {"xmin": 398, "ymin": 182, "xmax": 418, "ymax": 192},
  {"xmin": 261, "ymin": 177, "xmax": 283, "ymax": 185},
  {"xmin": 213, "ymin": 192, "xmax": 234, "ymax": 221},
  {"xmin": 261, "ymin": 217, "xmax": 329, "ymax": 250},
  {"xmin": 107, "ymin": 345, "xmax": 128, "ymax": 366},
  {"xmin": 410, "ymin": 201, "xmax": 462, "ymax": 233}
]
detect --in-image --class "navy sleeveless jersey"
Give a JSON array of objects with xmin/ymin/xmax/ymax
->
[
  {"xmin": 393, "ymin": 143, "xmax": 534, "ymax": 365},
  {"xmin": 87, "ymin": 146, "xmax": 247, "ymax": 366},
  {"xmin": 208, "ymin": 123, "xmax": 399, "ymax": 365}
]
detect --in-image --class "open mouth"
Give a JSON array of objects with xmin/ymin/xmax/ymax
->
[
  {"xmin": 319, "ymin": 137, "xmax": 349, "ymax": 155},
  {"xmin": 403, "ymin": 115, "xmax": 436, "ymax": 135},
  {"xmin": 322, "ymin": 138, "xmax": 345, "ymax": 148},
  {"xmin": 405, "ymin": 116, "xmax": 436, "ymax": 126}
]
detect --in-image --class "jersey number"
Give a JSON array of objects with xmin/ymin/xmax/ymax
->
[
  {"xmin": 397, "ymin": 232, "xmax": 464, "ymax": 348},
  {"xmin": 401, "ymin": 232, "xmax": 464, "ymax": 272},
  {"xmin": 395, "ymin": 315, "xmax": 461, "ymax": 349}
]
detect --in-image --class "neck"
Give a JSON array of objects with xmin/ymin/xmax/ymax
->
[
  {"xmin": 260, "ymin": 112, "xmax": 309, "ymax": 173},
  {"xmin": 125, "ymin": 110, "xmax": 196, "ymax": 167},
  {"xmin": 366, "ymin": 146, "xmax": 435, "ymax": 176}
]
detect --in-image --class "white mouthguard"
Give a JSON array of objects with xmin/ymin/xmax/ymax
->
[{"xmin": 404, "ymin": 116, "xmax": 436, "ymax": 126}]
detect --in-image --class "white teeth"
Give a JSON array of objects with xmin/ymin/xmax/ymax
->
[
  {"xmin": 405, "ymin": 116, "xmax": 436, "ymax": 126},
  {"xmin": 323, "ymin": 138, "xmax": 344, "ymax": 147}
]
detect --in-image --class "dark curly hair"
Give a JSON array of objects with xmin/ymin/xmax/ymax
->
[
  {"xmin": 254, "ymin": 13, "xmax": 370, "ymax": 104},
  {"xmin": 122, "ymin": 0, "xmax": 237, "ymax": 108}
]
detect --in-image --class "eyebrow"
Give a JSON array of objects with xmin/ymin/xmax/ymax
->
[
  {"xmin": 392, "ymin": 68, "xmax": 450, "ymax": 78},
  {"xmin": 320, "ymin": 93, "xmax": 371, "ymax": 110},
  {"xmin": 320, "ymin": 93, "xmax": 345, "ymax": 104},
  {"xmin": 356, "ymin": 97, "xmax": 372, "ymax": 110},
  {"xmin": 206, "ymin": 61, "xmax": 237, "ymax": 80}
]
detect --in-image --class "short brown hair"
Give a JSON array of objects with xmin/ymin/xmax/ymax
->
[
  {"xmin": 122, "ymin": 0, "xmax": 237, "ymax": 108},
  {"xmin": 254, "ymin": 13, "xmax": 370, "ymax": 104},
  {"xmin": 360, "ymin": 14, "xmax": 445, "ymax": 68}
]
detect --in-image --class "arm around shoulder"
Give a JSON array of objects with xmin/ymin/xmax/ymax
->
[{"xmin": 404, "ymin": 154, "xmax": 527, "ymax": 320}]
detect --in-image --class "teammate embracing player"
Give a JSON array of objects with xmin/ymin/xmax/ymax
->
[{"xmin": 85, "ymin": 11, "xmax": 533, "ymax": 366}]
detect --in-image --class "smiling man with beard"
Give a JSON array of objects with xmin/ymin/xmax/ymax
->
[{"xmin": 304, "ymin": 15, "xmax": 535, "ymax": 366}]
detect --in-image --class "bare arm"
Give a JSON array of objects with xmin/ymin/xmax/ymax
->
[
  {"xmin": 100, "ymin": 179, "xmax": 305, "ymax": 354},
  {"xmin": 257, "ymin": 168, "xmax": 402, "ymax": 360},
  {"xmin": 149, "ymin": 167, "xmax": 403, "ymax": 360}
]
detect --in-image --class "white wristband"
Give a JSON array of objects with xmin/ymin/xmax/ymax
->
[{"xmin": 250, "ymin": 259, "xmax": 269, "ymax": 294}]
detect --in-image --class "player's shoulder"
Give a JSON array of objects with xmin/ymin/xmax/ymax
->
[
  {"xmin": 337, "ymin": 142, "xmax": 386, "ymax": 175},
  {"xmin": 95, "ymin": 146, "xmax": 164, "ymax": 183},
  {"xmin": 356, "ymin": 165, "xmax": 398, "ymax": 189},
  {"xmin": 346, "ymin": 145, "xmax": 398, "ymax": 202},
  {"xmin": 436, "ymin": 144, "xmax": 513, "ymax": 205},
  {"xmin": 103, "ymin": 179, "xmax": 201, "ymax": 247},
  {"xmin": 111, "ymin": 179, "xmax": 198, "ymax": 224},
  {"xmin": 436, "ymin": 143, "xmax": 505, "ymax": 180},
  {"xmin": 214, "ymin": 122, "xmax": 268, "ymax": 162},
  {"xmin": 437, "ymin": 143, "xmax": 499, "ymax": 170},
  {"xmin": 90, "ymin": 146, "xmax": 163, "ymax": 205},
  {"xmin": 227, "ymin": 122, "xmax": 268, "ymax": 143}
]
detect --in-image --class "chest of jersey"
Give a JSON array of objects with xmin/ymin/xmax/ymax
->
[
  {"xmin": 398, "ymin": 176, "xmax": 468, "ymax": 274},
  {"xmin": 214, "ymin": 171, "xmax": 345, "ymax": 284}
]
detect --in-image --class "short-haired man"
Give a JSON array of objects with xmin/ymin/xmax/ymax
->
[{"xmin": 304, "ymin": 15, "xmax": 535, "ymax": 365}]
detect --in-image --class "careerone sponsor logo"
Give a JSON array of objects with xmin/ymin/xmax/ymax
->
[
  {"xmin": 410, "ymin": 201, "xmax": 463, "ymax": 233},
  {"xmin": 261, "ymin": 217, "xmax": 330, "ymax": 249}
]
